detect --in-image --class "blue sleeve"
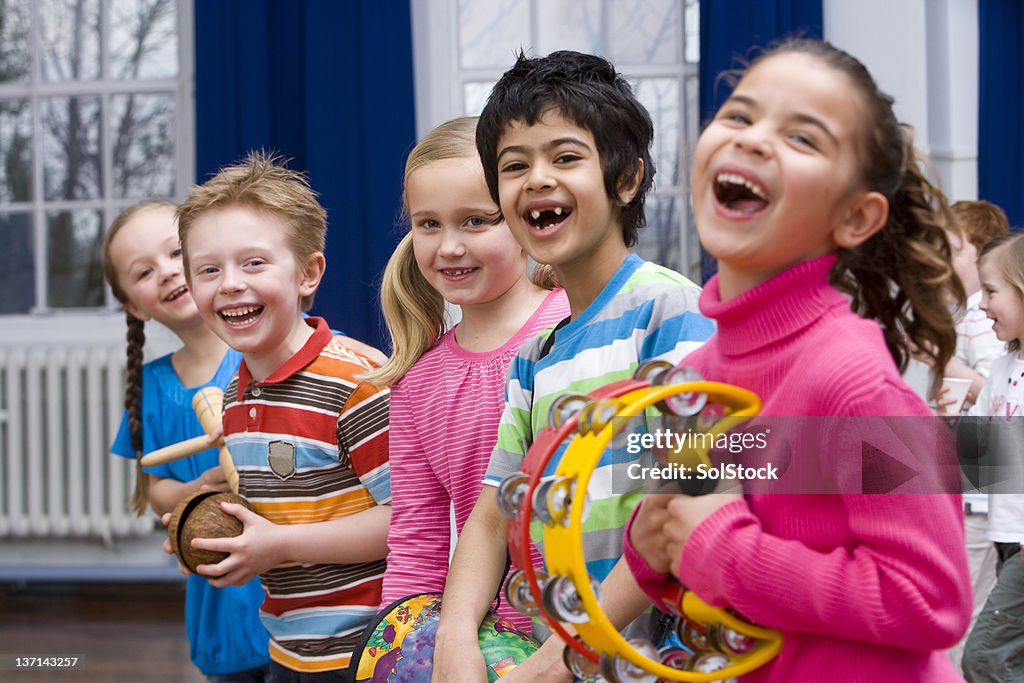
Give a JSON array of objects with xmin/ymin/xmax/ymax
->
[{"xmin": 111, "ymin": 409, "xmax": 134, "ymax": 460}]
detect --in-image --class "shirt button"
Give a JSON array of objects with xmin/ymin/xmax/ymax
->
[
  {"xmin": 249, "ymin": 407, "xmax": 257, "ymax": 419},
  {"xmin": 251, "ymin": 387, "xmax": 262, "ymax": 398}
]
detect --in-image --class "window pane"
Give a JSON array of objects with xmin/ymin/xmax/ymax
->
[
  {"xmin": 0, "ymin": 1, "xmax": 31, "ymax": 83},
  {"xmin": 0, "ymin": 213, "xmax": 35, "ymax": 313},
  {"xmin": 463, "ymin": 81, "xmax": 495, "ymax": 117},
  {"xmin": 685, "ymin": 74, "xmax": 699, "ymax": 146},
  {"xmin": 458, "ymin": 0, "xmax": 530, "ymax": 69},
  {"xmin": 111, "ymin": 92, "xmax": 175, "ymax": 198},
  {"xmin": 608, "ymin": 0, "xmax": 680, "ymax": 65},
  {"xmin": 0, "ymin": 98, "xmax": 32, "ymax": 201},
  {"xmin": 685, "ymin": 0, "xmax": 700, "ymax": 64},
  {"xmin": 110, "ymin": 0, "xmax": 178, "ymax": 80},
  {"xmin": 636, "ymin": 194, "xmax": 683, "ymax": 274},
  {"xmin": 39, "ymin": 0, "xmax": 101, "ymax": 82},
  {"xmin": 633, "ymin": 77, "xmax": 680, "ymax": 187},
  {"xmin": 46, "ymin": 209, "xmax": 104, "ymax": 308},
  {"xmin": 42, "ymin": 95, "xmax": 102, "ymax": 200},
  {"xmin": 537, "ymin": 0, "xmax": 602, "ymax": 56}
]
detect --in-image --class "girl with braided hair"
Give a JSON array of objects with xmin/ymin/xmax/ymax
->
[
  {"xmin": 103, "ymin": 201, "xmax": 271, "ymax": 682},
  {"xmin": 627, "ymin": 39, "xmax": 972, "ymax": 681}
]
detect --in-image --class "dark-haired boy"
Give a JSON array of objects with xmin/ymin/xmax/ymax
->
[{"xmin": 433, "ymin": 51, "xmax": 714, "ymax": 681}]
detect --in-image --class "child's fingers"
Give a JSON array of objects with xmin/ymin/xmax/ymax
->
[
  {"xmin": 206, "ymin": 426, "xmax": 224, "ymax": 445},
  {"xmin": 219, "ymin": 501, "xmax": 261, "ymax": 526}
]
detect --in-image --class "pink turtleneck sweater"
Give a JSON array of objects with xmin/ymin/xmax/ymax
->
[{"xmin": 625, "ymin": 255, "xmax": 970, "ymax": 682}]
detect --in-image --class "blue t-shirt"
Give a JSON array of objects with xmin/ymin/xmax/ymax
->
[{"xmin": 112, "ymin": 348, "xmax": 270, "ymax": 675}]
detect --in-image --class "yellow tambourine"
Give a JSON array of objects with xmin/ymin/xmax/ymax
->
[{"xmin": 499, "ymin": 361, "xmax": 782, "ymax": 682}]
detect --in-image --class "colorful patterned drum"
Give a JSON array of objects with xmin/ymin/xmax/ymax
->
[{"xmin": 353, "ymin": 593, "xmax": 538, "ymax": 682}]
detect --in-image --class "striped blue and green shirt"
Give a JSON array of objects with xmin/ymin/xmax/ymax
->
[{"xmin": 484, "ymin": 254, "xmax": 714, "ymax": 583}]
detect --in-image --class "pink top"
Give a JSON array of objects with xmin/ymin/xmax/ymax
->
[
  {"xmin": 624, "ymin": 255, "xmax": 970, "ymax": 682},
  {"xmin": 381, "ymin": 289, "xmax": 570, "ymax": 630}
]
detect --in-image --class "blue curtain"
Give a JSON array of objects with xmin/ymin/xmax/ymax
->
[
  {"xmin": 698, "ymin": 0, "xmax": 823, "ymax": 280},
  {"xmin": 978, "ymin": 0, "xmax": 1024, "ymax": 228},
  {"xmin": 194, "ymin": 0, "xmax": 416, "ymax": 347}
]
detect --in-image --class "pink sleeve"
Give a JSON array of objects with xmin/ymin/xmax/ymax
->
[
  {"xmin": 677, "ymin": 404, "xmax": 971, "ymax": 650},
  {"xmin": 622, "ymin": 504, "xmax": 676, "ymax": 608},
  {"xmin": 380, "ymin": 380, "xmax": 452, "ymax": 606}
]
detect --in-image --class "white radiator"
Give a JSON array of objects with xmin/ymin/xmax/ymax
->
[{"xmin": 0, "ymin": 345, "xmax": 152, "ymax": 541}]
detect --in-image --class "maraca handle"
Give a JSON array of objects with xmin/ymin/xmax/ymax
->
[
  {"xmin": 192, "ymin": 388, "xmax": 239, "ymax": 494},
  {"xmin": 139, "ymin": 435, "xmax": 216, "ymax": 466}
]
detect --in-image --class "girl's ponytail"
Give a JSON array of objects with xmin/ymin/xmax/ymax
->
[
  {"xmin": 754, "ymin": 40, "xmax": 964, "ymax": 400},
  {"xmin": 101, "ymin": 199, "xmax": 174, "ymax": 516},
  {"xmin": 362, "ymin": 233, "xmax": 446, "ymax": 386},
  {"xmin": 124, "ymin": 314, "xmax": 149, "ymax": 514},
  {"xmin": 831, "ymin": 134, "xmax": 964, "ymax": 400}
]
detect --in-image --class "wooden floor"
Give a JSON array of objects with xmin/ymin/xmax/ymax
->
[{"xmin": 0, "ymin": 582, "xmax": 204, "ymax": 683}]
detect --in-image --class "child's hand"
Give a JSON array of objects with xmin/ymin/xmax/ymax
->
[
  {"xmin": 159, "ymin": 512, "xmax": 193, "ymax": 577},
  {"xmin": 934, "ymin": 384, "xmax": 956, "ymax": 417},
  {"xmin": 629, "ymin": 494, "xmax": 674, "ymax": 574},
  {"xmin": 196, "ymin": 465, "xmax": 230, "ymax": 493},
  {"xmin": 431, "ymin": 645, "xmax": 488, "ymax": 683},
  {"xmin": 192, "ymin": 502, "xmax": 284, "ymax": 587},
  {"xmin": 205, "ymin": 425, "xmax": 224, "ymax": 446},
  {"xmin": 661, "ymin": 492, "xmax": 741, "ymax": 578}
]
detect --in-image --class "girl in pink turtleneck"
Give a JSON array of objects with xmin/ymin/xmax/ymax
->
[{"xmin": 626, "ymin": 39, "xmax": 971, "ymax": 682}]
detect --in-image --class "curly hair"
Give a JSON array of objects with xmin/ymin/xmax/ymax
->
[
  {"xmin": 951, "ymin": 199, "xmax": 1010, "ymax": 252},
  {"xmin": 743, "ymin": 39, "xmax": 964, "ymax": 399}
]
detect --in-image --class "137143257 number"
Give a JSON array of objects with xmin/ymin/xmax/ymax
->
[{"xmin": 5, "ymin": 656, "xmax": 81, "ymax": 669}]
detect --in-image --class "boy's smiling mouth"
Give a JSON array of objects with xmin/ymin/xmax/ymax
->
[
  {"xmin": 525, "ymin": 205, "xmax": 573, "ymax": 231},
  {"xmin": 713, "ymin": 172, "xmax": 769, "ymax": 215},
  {"xmin": 219, "ymin": 304, "xmax": 264, "ymax": 326}
]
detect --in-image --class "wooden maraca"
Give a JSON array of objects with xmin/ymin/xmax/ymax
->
[{"xmin": 140, "ymin": 387, "xmax": 239, "ymax": 494}]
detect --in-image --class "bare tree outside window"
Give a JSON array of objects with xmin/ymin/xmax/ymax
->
[
  {"xmin": 453, "ymin": 0, "xmax": 699, "ymax": 279},
  {"xmin": 0, "ymin": 0, "xmax": 184, "ymax": 313}
]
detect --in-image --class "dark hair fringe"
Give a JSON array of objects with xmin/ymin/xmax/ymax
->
[{"xmin": 476, "ymin": 49, "xmax": 655, "ymax": 247}]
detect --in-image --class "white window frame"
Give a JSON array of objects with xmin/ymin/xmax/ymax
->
[
  {"xmin": 411, "ymin": 0, "xmax": 702, "ymax": 280},
  {"xmin": 0, "ymin": 0, "xmax": 193, "ymax": 348}
]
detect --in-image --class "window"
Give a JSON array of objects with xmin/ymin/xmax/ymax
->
[
  {"xmin": 413, "ymin": 0, "xmax": 700, "ymax": 278},
  {"xmin": 0, "ymin": 0, "xmax": 193, "ymax": 315}
]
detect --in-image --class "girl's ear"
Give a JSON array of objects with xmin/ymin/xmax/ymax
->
[
  {"xmin": 122, "ymin": 299, "xmax": 151, "ymax": 322},
  {"xmin": 616, "ymin": 159, "xmax": 645, "ymax": 206},
  {"xmin": 299, "ymin": 252, "xmax": 327, "ymax": 298},
  {"xmin": 834, "ymin": 190, "xmax": 889, "ymax": 249}
]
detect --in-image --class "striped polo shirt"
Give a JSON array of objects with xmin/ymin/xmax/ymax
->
[
  {"xmin": 223, "ymin": 317, "xmax": 390, "ymax": 673},
  {"xmin": 484, "ymin": 254, "xmax": 713, "ymax": 582}
]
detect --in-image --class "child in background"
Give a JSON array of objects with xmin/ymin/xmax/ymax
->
[
  {"xmin": 961, "ymin": 233, "xmax": 1024, "ymax": 682},
  {"xmin": 104, "ymin": 200, "xmax": 271, "ymax": 682},
  {"xmin": 176, "ymin": 152, "xmax": 391, "ymax": 683},
  {"xmin": 627, "ymin": 39, "xmax": 971, "ymax": 681},
  {"xmin": 944, "ymin": 200, "xmax": 1009, "ymax": 673},
  {"xmin": 364, "ymin": 117, "xmax": 569, "ymax": 630},
  {"xmin": 946, "ymin": 200, "xmax": 1011, "ymax": 404},
  {"xmin": 432, "ymin": 51, "xmax": 714, "ymax": 682}
]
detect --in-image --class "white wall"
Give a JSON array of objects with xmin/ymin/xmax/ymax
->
[{"xmin": 824, "ymin": 0, "xmax": 978, "ymax": 201}]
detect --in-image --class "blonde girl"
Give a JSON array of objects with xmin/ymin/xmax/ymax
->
[
  {"xmin": 961, "ymin": 232, "xmax": 1024, "ymax": 681},
  {"xmin": 365, "ymin": 117, "xmax": 569, "ymax": 630},
  {"xmin": 103, "ymin": 201, "xmax": 270, "ymax": 681},
  {"xmin": 627, "ymin": 39, "xmax": 971, "ymax": 681}
]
